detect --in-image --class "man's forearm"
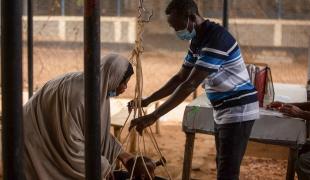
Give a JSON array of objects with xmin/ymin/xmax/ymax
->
[
  {"xmin": 151, "ymin": 67, "xmax": 209, "ymax": 118},
  {"xmin": 152, "ymin": 81, "xmax": 197, "ymax": 118},
  {"xmin": 146, "ymin": 74, "xmax": 185, "ymax": 104}
]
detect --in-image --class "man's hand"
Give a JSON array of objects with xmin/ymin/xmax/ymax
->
[
  {"xmin": 266, "ymin": 101, "xmax": 286, "ymax": 110},
  {"xmin": 279, "ymin": 104, "xmax": 304, "ymax": 119},
  {"xmin": 127, "ymin": 98, "xmax": 150, "ymax": 112},
  {"xmin": 129, "ymin": 113, "xmax": 157, "ymax": 135}
]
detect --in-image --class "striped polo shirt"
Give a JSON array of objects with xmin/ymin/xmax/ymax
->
[{"xmin": 183, "ymin": 20, "xmax": 259, "ymax": 124}]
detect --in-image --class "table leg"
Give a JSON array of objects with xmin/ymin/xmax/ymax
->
[
  {"xmin": 114, "ymin": 126, "xmax": 121, "ymax": 140},
  {"xmin": 155, "ymin": 102, "xmax": 160, "ymax": 134},
  {"xmin": 182, "ymin": 132, "xmax": 196, "ymax": 180},
  {"xmin": 286, "ymin": 148, "xmax": 297, "ymax": 180}
]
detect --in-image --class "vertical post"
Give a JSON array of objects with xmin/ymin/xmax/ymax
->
[
  {"xmin": 116, "ymin": 0, "xmax": 121, "ymax": 16},
  {"xmin": 307, "ymin": 38, "xmax": 310, "ymax": 138},
  {"xmin": 61, "ymin": 0, "xmax": 65, "ymax": 16},
  {"xmin": 182, "ymin": 132, "xmax": 196, "ymax": 180},
  {"xmin": 222, "ymin": 0, "xmax": 229, "ymax": 30},
  {"xmin": 84, "ymin": 0, "xmax": 101, "ymax": 178},
  {"xmin": 28, "ymin": 0, "xmax": 33, "ymax": 98},
  {"xmin": 286, "ymin": 148, "xmax": 297, "ymax": 180},
  {"xmin": 307, "ymin": 38, "xmax": 310, "ymax": 100},
  {"xmin": 155, "ymin": 102, "xmax": 160, "ymax": 134},
  {"xmin": 1, "ymin": 0, "xmax": 24, "ymax": 178},
  {"xmin": 277, "ymin": 0, "xmax": 282, "ymax": 19}
]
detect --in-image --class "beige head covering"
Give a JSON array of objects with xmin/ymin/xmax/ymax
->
[{"xmin": 23, "ymin": 53, "xmax": 130, "ymax": 180}]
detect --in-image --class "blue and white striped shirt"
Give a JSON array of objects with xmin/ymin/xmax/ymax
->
[{"xmin": 183, "ymin": 20, "xmax": 259, "ymax": 124}]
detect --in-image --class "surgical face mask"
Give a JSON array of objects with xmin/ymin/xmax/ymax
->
[
  {"xmin": 108, "ymin": 90, "xmax": 117, "ymax": 97},
  {"xmin": 176, "ymin": 18, "xmax": 196, "ymax": 41}
]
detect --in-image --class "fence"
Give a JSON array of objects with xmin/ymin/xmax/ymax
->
[{"xmin": 21, "ymin": 16, "xmax": 136, "ymax": 44}]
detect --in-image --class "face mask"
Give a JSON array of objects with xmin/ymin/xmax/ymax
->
[
  {"xmin": 176, "ymin": 18, "xmax": 196, "ymax": 41},
  {"xmin": 108, "ymin": 90, "xmax": 117, "ymax": 97}
]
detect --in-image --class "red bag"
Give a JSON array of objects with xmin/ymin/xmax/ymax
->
[{"xmin": 247, "ymin": 63, "xmax": 274, "ymax": 107}]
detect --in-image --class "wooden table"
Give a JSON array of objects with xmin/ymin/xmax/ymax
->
[{"xmin": 182, "ymin": 94, "xmax": 307, "ymax": 180}]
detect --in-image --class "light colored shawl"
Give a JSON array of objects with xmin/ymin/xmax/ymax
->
[{"xmin": 23, "ymin": 54, "xmax": 130, "ymax": 180}]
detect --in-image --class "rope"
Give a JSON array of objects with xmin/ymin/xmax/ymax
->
[
  {"xmin": 146, "ymin": 128, "xmax": 173, "ymax": 179},
  {"xmin": 137, "ymin": 135, "xmax": 153, "ymax": 180},
  {"xmin": 105, "ymin": 0, "xmax": 173, "ymax": 179}
]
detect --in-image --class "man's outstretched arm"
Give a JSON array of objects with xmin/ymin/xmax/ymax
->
[
  {"xmin": 130, "ymin": 67, "xmax": 209, "ymax": 134},
  {"xmin": 152, "ymin": 68, "xmax": 208, "ymax": 118},
  {"xmin": 145, "ymin": 66, "xmax": 192, "ymax": 103},
  {"xmin": 128, "ymin": 66, "xmax": 192, "ymax": 110}
]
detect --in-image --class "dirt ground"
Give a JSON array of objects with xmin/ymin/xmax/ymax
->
[
  {"xmin": 15, "ymin": 46, "xmax": 307, "ymax": 179},
  {"xmin": 24, "ymin": 46, "xmax": 308, "ymax": 100},
  {"xmin": 119, "ymin": 122, "xmax": 290, "ymax": 180}
]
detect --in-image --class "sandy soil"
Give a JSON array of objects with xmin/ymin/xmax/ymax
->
[
  {"xmin": 24, "ymin": 47, "xmax": 308, "ymax": 100},
  {"xmin": 11, "ymin": 46, "xmax": 306, "ymax": 179},
  {"xmin": 118, "ymin": 122, "xmax": 290, "ymax": 180},
  {"xmin": 0, "ymin": 121, "xmax": 293, "ymax": 180}
]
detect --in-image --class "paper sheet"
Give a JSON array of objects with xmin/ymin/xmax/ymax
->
[{"xmin": 259, "ymin": 108, "xmax": 284, "ymax": 117}]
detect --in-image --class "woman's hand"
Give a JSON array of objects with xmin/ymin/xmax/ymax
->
[
  {"xmin": 266, "ymin": 101, "xmax": 286, "ymax": 110},
  {"xmin": 279, "ymin": 104, "xmax": 305, "ymax": 119}
]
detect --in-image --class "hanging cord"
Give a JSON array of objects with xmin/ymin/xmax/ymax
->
[
  {"xmin": 137, "ymin": 135, "xmax": 153, "ymax": 180},
  {"xmin": 146, "ymin": 128, "xmax": 173, "ymax": 179},
  {"xmin": 105, "ymin": 0, "xmax": 173, "ymax": 179}
]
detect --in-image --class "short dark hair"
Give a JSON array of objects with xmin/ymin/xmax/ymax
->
[{"xmin": 165, "ymin": 0, "xmax": 199, "ymax": 17}]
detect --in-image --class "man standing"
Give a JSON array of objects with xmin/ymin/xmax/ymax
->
[{"xmin": 129, "ymin": 0, "xmax": 259, "ymax": 179}]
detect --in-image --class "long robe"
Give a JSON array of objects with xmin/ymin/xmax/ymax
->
[{"xmin": 23, "ymin": 54, "xmax": 130, "ymax": 179}]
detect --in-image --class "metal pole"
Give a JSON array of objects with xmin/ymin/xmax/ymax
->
[
  {"xmin": 28, "ymin": 0, "xmax": 33, "ymax": 98},
  {"xmin": 277, "ymin": 0, "xmax": 282, "ymax": 19},
  {"xmin": 116, "ymin": 0, "xmax": 121, "ymax": 16},
  {"xmin": 307, "ymin": 38, "xmax": 310, "ymax": 101},
  {"xmin": 307, "ymin": 38, "xmax": 310, "ymax": 138},
  {"xmin": 84, "ymin": 0, "xmax": 101, "ymax": 178},
  {"xmin": 61, "ymin": 0, "xmax": 65, "ymax": 16},
  {"xmin": 1, "ymin": 0, "xmax": 24, "ymax": 178},
  {"xmin": 222, "ymin": 0, "xmax": 229, "ymax": 30}
]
